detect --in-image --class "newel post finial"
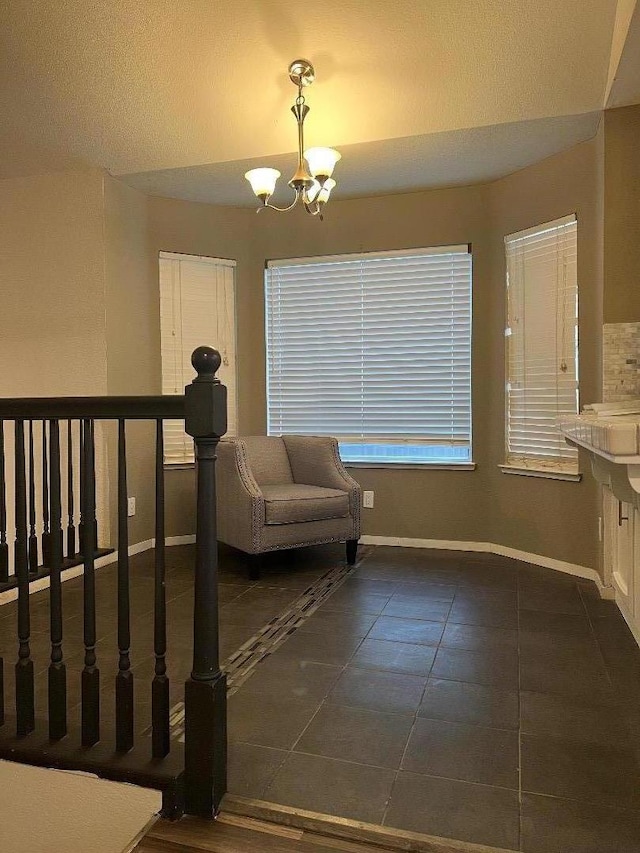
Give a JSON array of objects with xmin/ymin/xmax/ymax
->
[{"xmin": 191, "ymin": 346, "xmax": 222, "ymax": 383}]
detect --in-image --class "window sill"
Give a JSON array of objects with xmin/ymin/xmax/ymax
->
[
  {"xmin": 499, "ymin": 464, "xmax": 581, "ymax": 482},
  {"xmin": 345, "ymin": 462, "xmax": 477, "ymax": 471}
]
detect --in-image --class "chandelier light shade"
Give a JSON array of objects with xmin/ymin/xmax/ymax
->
[
  {"xmin": 245, "ymin": 59, "xmax": 341, "ymax": 219},
  {"xmin": 244, "ymin": 167, "xmax": 281, "ymax": 199},
  {"xmin": 304, "ymin": 147, "xmax": 341, "ymax": 181}
]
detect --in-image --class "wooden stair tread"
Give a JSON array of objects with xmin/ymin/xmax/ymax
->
[
  {"xmin": 136, "ymin": 805, "xmax": 515, "ymax": 853},
  {"xmin": 137, "ymin": 813, "xmax": 412, "ymax": 853}
]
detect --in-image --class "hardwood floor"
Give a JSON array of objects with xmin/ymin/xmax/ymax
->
[{"xmin": 134, "ymin": 813, "xmax": 409, "ymax": 853}]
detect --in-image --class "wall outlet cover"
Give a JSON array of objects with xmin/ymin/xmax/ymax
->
[
  {"xmin": 127, "ymin": 497, "xmax": 136, "ymax": 517},
  {"xmin": 363, "ymin": 491, "xmax": 374, "ymax": 508}
]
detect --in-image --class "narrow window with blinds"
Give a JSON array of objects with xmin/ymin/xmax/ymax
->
[
  {"xmin": 159, "ymin": 251, "xmax": 237, "ymax": 465},
  {"xmin": 504, "ymin": 215, "xmax": 578, "ymax": 475},
  {"xmin": 265, "ymin": 246, "xmax": 472, "ymax": 465}
]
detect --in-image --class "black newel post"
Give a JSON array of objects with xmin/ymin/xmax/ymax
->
[{"xmin": 183, "ymin": 346, "xmax": 228, "ymax": 818}]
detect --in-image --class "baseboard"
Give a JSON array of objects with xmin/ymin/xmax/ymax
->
[
  {"xmin": 165, "ymin": 534, "xmax": 196, "ymax": 547},
  {"xmin": 359, "ymin": 534, "xmax": 614, "ymax": 599},
  {"xmin": 0, "ymin": 535, "xmax": 195, "ymax": 606},
  {"xmin": 615, "ymin": 593, "xmax": 640, "ymax": 647}
]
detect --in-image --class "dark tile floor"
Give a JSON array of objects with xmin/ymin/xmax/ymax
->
[
  {"xmin": 2, "ymin": 544, "xmax": 640, "ymax": 851},
  {"xmin": 225, "ymin": 545, "xmax": 640, "ymax": 853}
]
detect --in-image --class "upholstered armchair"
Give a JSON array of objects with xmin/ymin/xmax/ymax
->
[{"xmin": 216, "ymin": 435, "xmax": 361, "ymax": 579}]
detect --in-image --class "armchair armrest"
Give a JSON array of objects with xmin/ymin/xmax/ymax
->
[{"xmin": 216, "ymin": 439, "xmax": 265, "ymax": 553}]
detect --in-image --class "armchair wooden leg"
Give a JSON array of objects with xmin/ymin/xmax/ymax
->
[
  {"xmin": 346, "ymin": 539, "xmax": 358, "ymax": 565},
  {"xmin": 248, "ymin": 554, "xmax": 262, "ymax": 581}
]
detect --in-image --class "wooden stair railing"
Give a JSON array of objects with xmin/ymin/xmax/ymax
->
[{"xmin": 0, "ymin": 346, "xmax": 227, "ymax": 819}]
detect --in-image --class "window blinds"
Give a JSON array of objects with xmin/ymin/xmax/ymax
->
[
  {"xmin": 159, "ymin": 252, "xmax": 237, "ymax": 465},
  {"xmin": 265, "ymin": 247, "xmax": 472, "ymax": 462},
  {"xmin": 505, "ymin": 215, "xmax": 578, "ymax": 471}
]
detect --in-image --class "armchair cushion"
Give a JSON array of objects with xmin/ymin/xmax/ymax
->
[
  {"xmin": 242, "ymin": 436, "xmax": 294, "ymax": 485},
  {"xmin": 261, "ymin": 484, "xmax": 350, "ymax": 525}
]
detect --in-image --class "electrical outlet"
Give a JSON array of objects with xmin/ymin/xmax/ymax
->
[
  {"xmin": 127, "ymin": 497, "xmax": 136, "ymax": 517},
  {"xmin": 363, "ymin": 490, "xmax": 374, "ymax": 508}
]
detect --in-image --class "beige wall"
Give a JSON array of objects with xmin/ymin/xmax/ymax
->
[
  {"xmin": 603, "ymin": 104, "xmax": 640, "ymax": 323},
  {"xmin": 145, "ymin": 196, "xmax": 257, "ymax": 536},
  {"xmin": 486, "ymin": 134, "xmax": 603, "ymax": 567},
  {"xmin": 255, "ymin": 186, "xmax": 493, "ymax": 545},
  {"xmin": 0, "ymin": 169, "xmax": 107, "ymax": 397},
  {"xmin": 0, "ymin": 138, "xmax": 610, "ymax": 573},
  {"xmin": 104, "ymin": 175, "xmax": 159, "ymax": 544},
  {"xmin": 243, "ymin": 140, "xmax": 603, "ymax": 571},
  {"xmin": 109, "ymin": 138, "xmax": 606, "ymax": 572}
]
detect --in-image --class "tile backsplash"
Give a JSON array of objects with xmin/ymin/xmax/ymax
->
[{"xmin": 603, "ymin": 322, "xmax": 640, "ymax": 402}]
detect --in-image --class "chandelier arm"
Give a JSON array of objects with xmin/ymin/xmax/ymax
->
[
  {"xmin": 257, "ymin": 190, "xmax": 302, "ymax": 213},
  {"xmin": 302, "ymin": 199, "xmax": 322, "ymax": 216}
]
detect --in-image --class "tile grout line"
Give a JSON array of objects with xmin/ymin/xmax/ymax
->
[
  {"xmin": 516, "ymin": 570, "xmax": 524, "ymax": 853},
  {"xmin": 262, "ymin": 548, "xmax": 382, "ymax": 801},
  {"xmin": 380, "ymin": 582, "xmax": 451, "ymax": 828},
  {"xmin": 576, "ymin": 581, "xmax": 616, "ymax": 688}
]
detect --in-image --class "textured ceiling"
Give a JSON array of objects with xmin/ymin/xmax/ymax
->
[{"xmin": 0, "ymin": 0, "xmax": 635, "ymax": 202}]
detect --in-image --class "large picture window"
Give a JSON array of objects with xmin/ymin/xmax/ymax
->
[
  {"xmin": 159, "ymin": 251, "xmax": 237, "ymax": 465},
  {"xmin": 504, "ymin": 215, "xmax": 578, "ymax": 474},
  {"xmin": 265, "ymin": 247, "xmax": 472, "ymax": 465}
]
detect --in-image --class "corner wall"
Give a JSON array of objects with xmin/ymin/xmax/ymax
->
[
  {"xmin": 245, "ymin": 137, "xmax": 604, "ymax": 574},
  {"xmin": 4, "ymin": 141, "xmax": 605, "ymax": 574},
  {"xmin": 486, "ymin": 133, "xmax": 603, "ymax": 569},
  {"xmin": 603, "ymin": 104, "xmax": 640, "ymax": 323}
]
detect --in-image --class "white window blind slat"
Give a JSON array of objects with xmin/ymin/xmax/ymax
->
[
  {"xmin": 504, "ymin": 217, "xmax": 578, "ymax": 471},
  {"xmin": 159, "ymin": 252, "xmax": 237, "ymax": 465},
  {"xmin": 266, "ymin": 247, "xmax": 472, "ymax": 465}
]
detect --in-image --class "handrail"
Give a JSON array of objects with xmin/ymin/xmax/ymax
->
[
  {"xmin": 0, "ymin": 395, "xmax": 185, "ymax": 420},
  {"xmin": 0, "ymin": 345, "xmax": 228, "ymax": 817}
]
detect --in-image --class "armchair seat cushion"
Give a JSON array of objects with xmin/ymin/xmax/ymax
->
[{"xmin": 261, "ymin": 484, "xmax": 350, "ymax": 525}]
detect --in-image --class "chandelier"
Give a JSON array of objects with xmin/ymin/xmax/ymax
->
[{"xmin": 245, "ymin": 59, "xmax": 341, "ymax": 218}]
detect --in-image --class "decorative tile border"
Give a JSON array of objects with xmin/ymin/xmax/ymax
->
[{"xmin": 152, "ymin": 547, "xmax": 371, "ymax": 744}]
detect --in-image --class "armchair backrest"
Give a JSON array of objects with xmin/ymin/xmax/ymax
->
[{"xmin": 240, "ymin": 436, "xmax": 294, "ymax": 485}]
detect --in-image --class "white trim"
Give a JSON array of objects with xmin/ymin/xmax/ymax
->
[
  {"xmin": 346, "ymin": 463, "xmax": 477, "ymax": 471},
  {"xmin": 504, "ymin": 213, "xmax": 576, "ymax": 243},
  {"xmin": 165, "ymin": 534, "xmax": 196, "ymax": 546},
  {"xmin": 616, "ymin": 593, "xmax": 640, "ymax": 646},
  {"xmin": 359, "ymin": 534, "xmax": 614, "ymax": 598},
  {"xmin": 0, "ymin": 536, "xmax": 196, "ymax": 606},
  {"xmin": 267, "ymin": 244, "xmax": 470, "ymax": 268},
  {"xmin": 128, "ymin": 538, "xmax": 155, "ymax": 557},
  {"xmin": 499, "ymin": 465, "xmax": 582, "ymax": 482},
  {"xmin": 159, "ymin": 251, "xmax": 236, "ymax": 267}
]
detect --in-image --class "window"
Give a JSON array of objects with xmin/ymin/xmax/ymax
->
[
  {"xmin": 159, "ymin": 252, "xmax": 237, "ymax": 465},
  {"xmin": 265, "ymin": 246, "xmax": 472, "ymax": 465},
  {"xmin": 504, "ymin": 215, "xmax": 578, "ymax": 474}
]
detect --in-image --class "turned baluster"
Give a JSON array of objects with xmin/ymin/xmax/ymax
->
[
  {"xmin": 115, "ymin": 419, "xmax": 134, "ymax": 753},
  {"xmin": 48, "ymin": 419, "xmax": 67, "ymax": 740},
  {"xmin": 15, "ymin": 420, "xmax": 35, "ymax": 736}
]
